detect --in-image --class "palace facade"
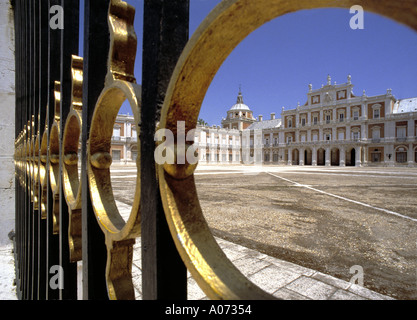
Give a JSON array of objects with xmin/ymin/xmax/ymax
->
[{"xmin": 111, "ymin": 75, "xmax": 417, "ymax": 167}]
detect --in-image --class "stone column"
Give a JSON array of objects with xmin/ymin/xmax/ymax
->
[
  {"xmin": 325, "ymin": 147, "xmax": 331, "ymax": 166},
  {"xmin": 339, "ymin": 147, "xmax": 346, "ymax": 166},
  {"xmin": 287, "ymin": 148, "xmax": 292, "ymax": 165},
  {"xmin": 312, "ymin": 147, "xmax": 317, "ymax": 166},
  {"xmin": 299, "ymin": 148, "xmax": 305, "ymax": 166},
  {"xmin": 361, "ymin": 124, "xmax": 366, "ymax": 141},
  {"xmin": 355, "ymin": 147, "xmax": 362, "ymax": 167},
  {"xmin": 408, "ymin": 143, "xmax": 414, "ymax": 167}
]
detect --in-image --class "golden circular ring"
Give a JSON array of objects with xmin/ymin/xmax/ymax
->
[
  {"xmin": 158, "ymin": 0, "xmax": 417, "ymax": 299},
  {"xmin": 62, "ymin": 108, "xmax": 83, "ymax": 261},
  {"xmin": 62, "ymin": 109, "xmax": 82, "ymax": 210},
  {"xmin": 49, "ymin": 122, "xmax": 60, "ymax": 194},
  {"xmin": 87, "ymin": 79, "xmax": 141, "ymax": 242},
  {"xmin": 49, "ymin": 120, "xmax": 60, "ymax": 234}
]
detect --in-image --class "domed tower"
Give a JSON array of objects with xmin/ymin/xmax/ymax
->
[{"xmin": 221, "ymin": 88, "xmax": 256, "ymax": 130}]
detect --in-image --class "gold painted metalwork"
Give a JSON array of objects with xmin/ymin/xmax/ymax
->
[
  {"xmin": 62, "ymin": 55, "xmax": 84, "ymax": 262},
  {"xmin": 40, "ymin": 125, "xmax": 48, "ymax": 219},
  {"xmin": 87, "ymin": 0, "xmax": 141, "ymax": 300},
  {"xmin": 157, "ymin": 0, "xmax": 417, "ymax": 299},
  {"xmin": 29, "ymin": 116, "xmax": 35, "ymax": 203},
  {"xmin": 33, "ymin": 121, "xmax": 40, "ymax": 211},
  {"xmin": 25, "ymin": 120, "xmax": 31, "ymax": 193},
  {"xmin": 49, "ymin": 81, "xmax": 61, "ymax": 234}
]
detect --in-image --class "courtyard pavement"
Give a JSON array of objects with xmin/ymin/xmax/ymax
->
[
  {"xmin": 2, "ymin": 163, "xmax": 407, "ymax": 300},
  {"xmin": 0, "ymin": 231, "xmax": 394, "ymax": 300}
]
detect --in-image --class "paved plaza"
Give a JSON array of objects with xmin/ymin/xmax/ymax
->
[
  {"xmin": 110, "ymin": 163, "xmax": 417, "ymax": 300},
  {"xmin": 2, "ymin": 164, "xmax": 416, "ymax": 300}
]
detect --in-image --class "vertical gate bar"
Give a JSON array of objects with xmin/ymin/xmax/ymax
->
[
  {"xmin": 46, "ymin": 0, "xmax": 62, "ymax": 300},
  {"xmin": 19, "ymin": 0, "xmax": 25, "ymax": 298},
  {"xmin": 31, "ymin": 0, "xmax": 40, "ymax": 299},
  {"xmin": 37, "ymin": 0, "xmax": 49, "ymax": 300},
  {"xmin": 59, "ymin": 0, "xmax": 80, "ymax": 300},
  {"xmin": 13, "ymin": 0, "xmax": 22, "ymax": 299},
  {"xmin": 141, "ymin": 0, "xmax": 190, "ymax": 300},
  {"xmin": 19, "ymin": 0, "xmax": 25, "ymax": 299},
  {"xmin": 23, "ymin": 0, "xmax": 30, "ymax": 299},
  {"xmin": 81, "ymin": 0, "xmax": 110, "ymax": 300},
  {"xmin": 28, "ymin": 0, "xmax": 33, "ymax": 299},
  {"xmin": 14, "ymin": 0, "xmax": 23, "ymax": 300}
]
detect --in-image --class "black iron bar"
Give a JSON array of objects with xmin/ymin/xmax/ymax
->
[{"xmin": 141, "ymin": 0, "xmax": 190, "ymax": 300}]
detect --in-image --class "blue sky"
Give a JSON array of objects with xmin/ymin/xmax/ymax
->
[{"xmin": 80, "ymin": 1, "xmax": 417, "ymax": 126}]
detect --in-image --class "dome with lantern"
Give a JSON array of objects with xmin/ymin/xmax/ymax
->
[{"xmin": 221, "ymin": 88, "xmax": 256, "ymax": 130}]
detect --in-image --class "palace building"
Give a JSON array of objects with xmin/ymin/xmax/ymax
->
[{"xmin": 111, "ymin": 75, "xmax": 417, "ymax": 167}]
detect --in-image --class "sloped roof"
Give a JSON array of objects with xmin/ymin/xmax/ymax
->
[
  {"xmin": 247, "ymin": 118, "xmax": 282, "ymax": 130},
  {"xmin": 393, "ymin": 97, "xmax": 417, "ymax": 113}
]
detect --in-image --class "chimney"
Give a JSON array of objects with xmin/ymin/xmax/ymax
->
[
  {"xmin": 271, "ymin": 113, "xmax": 275, "ymax": 120},
  {"xmin": 258, "ymin": 115, "xmax": 263, "ymax": 122}
]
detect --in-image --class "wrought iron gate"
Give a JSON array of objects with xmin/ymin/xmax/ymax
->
[{"xmin": 13, "ymin": 0, "xmax": 417, "ymax": 300}]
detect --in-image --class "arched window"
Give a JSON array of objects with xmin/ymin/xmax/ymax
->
[{"xmin": 395, "ymin": 146, "xmax": 408, "ymax": 163}]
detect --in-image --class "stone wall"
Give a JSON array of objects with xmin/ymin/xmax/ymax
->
[{"xmin": 0, "ymin": 0, "xmax": 15, "ymax": 245}]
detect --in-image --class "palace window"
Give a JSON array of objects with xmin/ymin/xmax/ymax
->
[
  {"xmin": 372, "ymin": 104, "xmax": 382, "ymax": 119},
  {"xmin": 397, "ymin": 126, "xmax": 406, "ymax": 139},
  {"xmin": 301, "ymin": 118, "xmax": 306, "ymax": 126},
  {"xmin": 352, "ymin": 131, "xmax": 360, "ymax": 141},
  {"xmin": 113, "ymin": 126, "xmax": 121, "ymax": 138},
  {"xmin": 372, "ymin": 127, "xmax": 381, "ymax": 140},
  {"xmin": 112, "ymin": 149, "xmax": 121, "ymax": 161},
  {"xmin": 353, "ymin": 110, "xmax": 359, "ymax": 120},
  {"xmin": 326, "ymin": 114, "xmax": 331, "ymax": 124},
  {"xmin": 313, "ymin": 116, "xmax": 318, "ymax": 125},
  {"xmin": 371, "ymin": 149, "xmax": 381, "ymax": 162},
  {"xmin": 288, "ymin": 119, "xmax": 292, "ymax": 128},
  {"xmin": 339, "ymin": 113, "xmax": 344, "ymax": 122},
  {"xmin": 396, "ymin": 147, "xmax": 407, "ymax": 163}
]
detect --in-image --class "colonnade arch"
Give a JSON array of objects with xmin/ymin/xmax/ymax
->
[{"xmin": 284, "ymin": 145, "xmax": 364, "ymax": 166}]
